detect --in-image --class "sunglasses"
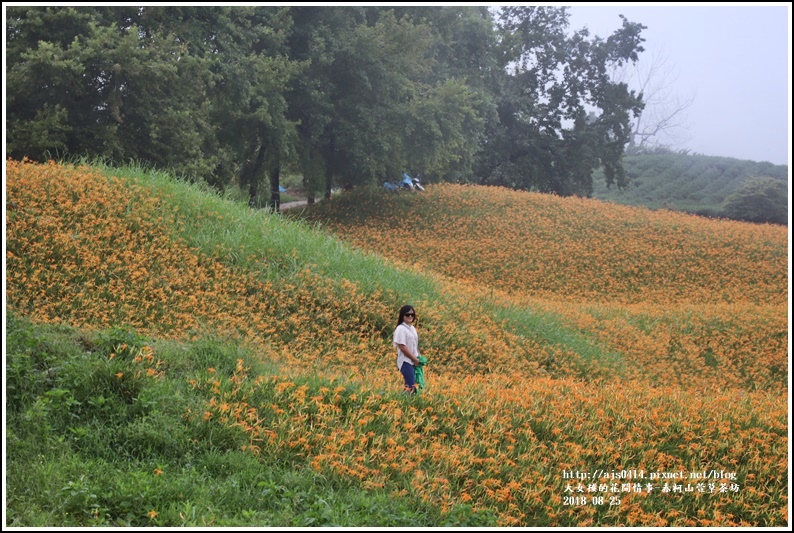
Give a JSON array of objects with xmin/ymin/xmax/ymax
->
[{"xmin": 404, "ymin": 313, "xmax": 415, "ymax": 317}]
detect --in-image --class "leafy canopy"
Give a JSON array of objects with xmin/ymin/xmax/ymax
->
[{"xmin": 6, "ymin": 6, "xmax": 648, "ymax": 199}]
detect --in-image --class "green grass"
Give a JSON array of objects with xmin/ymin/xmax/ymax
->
[
  {"xmin": 94, "ymin": 160, "xmax": 439, "ymax": 295},
  {"xmin": 482, "ymin": 298, "xmax": 627, "ymax": 379},
  {"xmin": 5, "ymin": 311, "xmax": 497, "ymax": 527}
]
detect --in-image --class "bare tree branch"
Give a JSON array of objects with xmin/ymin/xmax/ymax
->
[{"xmin": 610, "ymin": 45, "xmax": 696, "ymax": 152}]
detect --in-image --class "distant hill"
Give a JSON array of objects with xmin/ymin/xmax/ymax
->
[{"xmin": 591, "ymin": 152, "xmax": 789, "ymax": 219}]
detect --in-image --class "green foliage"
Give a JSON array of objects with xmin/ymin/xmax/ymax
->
[
  {"xmin": 286, "ymin": 7, "xmax": 447, "ymax": 194},
  {"xmin": 479, "ymin": 8, "xmax": 645, "ymax": 195},
  {"xmin": 592, "ymin": 152, "xmax": 789, "ymax": 222},
  {"xmin": 439, "ymin": 503, "xmax": 499, "ymax": 527},
  {"xmin": 391, "ymin": 7, "xmax": 500, "ymax": 183},
  {"xmin": 6, "ymin": 5, "xmax": 646, "ymax": 199},
  {"xmin": 406, "ymin": 78, "xmax": 485, "ymax": 180},
  {"xmin": 6, "ymin": 322, "xmax": 444, "ymax": 526},
  {"xmin": 722, "ymin": 176, "xmax": 788, "ymax": 225},
  {"xmin": 5, "ymin": 7, "xmax": 217, "ymax": 178}
]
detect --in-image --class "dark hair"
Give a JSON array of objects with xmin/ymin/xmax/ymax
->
[{"xmin": 397, "ymin": 305, "xmax": 416, "ymax": 327}]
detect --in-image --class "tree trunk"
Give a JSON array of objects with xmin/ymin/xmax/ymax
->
[
  {"xmin": 244, "ymin": 143, "xmax": 267, "ymax": 208},
  {"xmin": 324, "ymin": 165, "xmax": 333, "ymax": 200},
  {"xmin": 269, "ymin": 156, "xmax": 281, "ymax": 212},
  {"xmin": 324, "ymin": 137, "xmax": 335, "ymax": 200}
]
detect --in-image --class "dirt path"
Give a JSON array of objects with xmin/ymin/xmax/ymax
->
[{"xmin": 280, "ymin": 199, "xmax": 309, "ymax": 210}]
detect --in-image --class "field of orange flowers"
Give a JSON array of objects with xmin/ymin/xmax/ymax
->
[
  {"xmin": 303, "ymin": 184, "xmax": 786, "ymax": 306},
  {"xmin": 6, "ymin": 160, "xmax": 789, "ymax": 526},
  {"xmin": 302, "ymin": 184, "xmax": 789, "ymax": 392}
]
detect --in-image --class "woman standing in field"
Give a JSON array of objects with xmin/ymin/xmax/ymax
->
[{"xmin": 394, "ymin": 305, "xmax": 421, "ymax": 394}]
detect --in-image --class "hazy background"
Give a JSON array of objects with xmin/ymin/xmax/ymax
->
[{"xmin": 566, "ymin": 3, "xmax": 790, "ymax": 166}]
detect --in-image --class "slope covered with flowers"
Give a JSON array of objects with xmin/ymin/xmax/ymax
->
[
  {"xmin": 301, "ymin": 184, "xmax": 786, "ymax": 306},
  {"xmin": 6, "ymin": 161, "xmax": 789, "ymax": 526},
  {"xmin": 301, "ymin": 184, "xmax": 788, "ymax": 393}
]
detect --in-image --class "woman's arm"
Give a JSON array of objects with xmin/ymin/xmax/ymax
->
[{"xmin": 396, "ymin": 343, "xmax": 420, "ymax": 365}]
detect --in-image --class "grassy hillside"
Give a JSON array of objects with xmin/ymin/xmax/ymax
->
[
  {"xmin": 5, "ymin": 160, "xmax": 789, "ymax": 526},
  {"xmin": 591, "ymin": 153, "xmax": 789, "ymax": 218}
]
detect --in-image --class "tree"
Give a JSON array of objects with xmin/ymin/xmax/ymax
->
[
  {"xmin": 395, "ymin": 6, "xmax": 500, "ymax": 183},
  {"xmin": 404, "ymin": 79, "xmax": 484, "ymax": 180},
  {"xmin": 7, "ymin": 6, "xmax": 649, "ymax": 202},
  {"xmin": 479, "ymin": 7, "xmax": 646, "ymax": 196},
  {"xmin": 722, "ymin": 177, "xmax": 788, "ymax": 225},
  {"xmin": 286, "ymin": 7, "xmax": 428, "ymax": 200},
  {"xmin": 137, "ymin": 6, "xmax": 302, "ymax": 208},
  {"xmin": 5, "ymin": 6, "xmax": 301, "ymax": 206},
  {"xmin": 285, "ymin": 7, "xmax": 486, "ymax": 198},
  {"xmin": 610, "ymin": 46, "xmax": 696, "ymax": 154},
  {"xmin": 5, "ymin": 7, "xmax": 217, "ymax": 178}
]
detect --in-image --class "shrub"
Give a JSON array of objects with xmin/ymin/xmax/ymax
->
[{"xmin": 721, "ymin": 176, "xmax": 788, "ymax": 225}]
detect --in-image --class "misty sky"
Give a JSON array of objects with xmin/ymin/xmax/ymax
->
[{"xmin": 565, "ymin": 3, "xmax": 790, "ymax": 166}]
